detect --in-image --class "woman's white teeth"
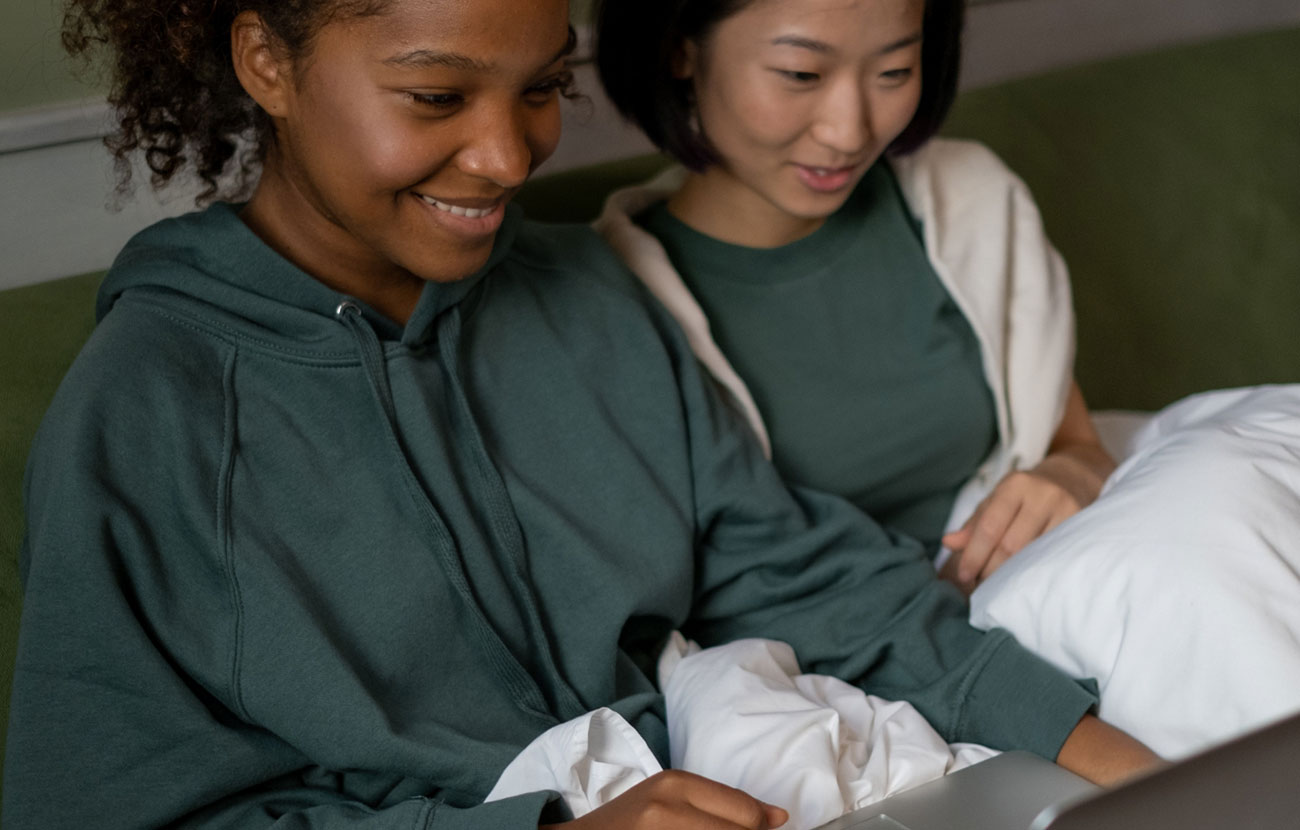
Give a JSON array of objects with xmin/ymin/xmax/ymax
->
[{"xmin": 419, "ymin": 194, "xmax": 493, "ymax": 218}]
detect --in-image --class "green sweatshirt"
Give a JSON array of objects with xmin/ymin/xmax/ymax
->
[
  {"xmin": 4, "ymin": 203, "xmax": 1096, "ymax": 829},
  {"xmin": 635, "ymin": 162, "xmax": 998, "ymax": 552}
]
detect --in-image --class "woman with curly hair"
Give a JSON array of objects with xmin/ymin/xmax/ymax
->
[{"xmin": 5, "ymin": 0, "xmax": 1156, "ymax": 826}]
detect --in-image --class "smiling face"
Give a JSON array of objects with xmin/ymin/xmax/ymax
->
[
  {"xmin": 235, "ymin": 0, "xmax": 572, "ymax": 321},
  {"xmin": 670, "ymin": 0, "xmax": 925, "ymax": 247}
]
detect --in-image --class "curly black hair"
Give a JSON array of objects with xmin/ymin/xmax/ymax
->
[{"xmin": 63, "ymin": 0, "xmax": 390, "ymax": 202}]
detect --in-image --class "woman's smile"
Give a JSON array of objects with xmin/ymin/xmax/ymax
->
[
  {"xmin": 235, "ymin": 0, "xmax": 572, "ymax": 322},
  {"xmin": 412, "ymin": 191, "xmax": 508, "ymax": 237},
  {"xmin": 793, "ymin": 163, "xmax": 861, "ymax": 193},
  {"xmin": 666, "ymin": 0, "xmax": 925, "ymax": 247}
]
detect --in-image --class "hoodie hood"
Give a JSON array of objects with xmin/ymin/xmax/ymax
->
[{"xmin": 97, "ymin": 201, "xmax": 523, "ymax": 348}]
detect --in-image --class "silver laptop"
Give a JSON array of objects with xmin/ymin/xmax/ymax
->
[{"xmin": 815, "ymin": 710, "xmax": 1300, "ymax": 830}]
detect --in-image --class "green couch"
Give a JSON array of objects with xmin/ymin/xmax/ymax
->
[{"xmin": 2, "ymin": 26, "xmax": 1298, "ymax": 794}]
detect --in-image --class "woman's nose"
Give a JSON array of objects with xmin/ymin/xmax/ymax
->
[
  {"xmin": 810, "ymin": 84, "xmax": 872, "ymax": 155},
  {"xmin": 457, "ymin": 106, "xmax": 536, "ymax": 188}
]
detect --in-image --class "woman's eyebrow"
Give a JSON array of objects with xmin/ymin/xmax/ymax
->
[
  {"xmin": 770, "ymin": 31, "xmax": 922, "ymax": 56},
  {"xmin": 877, "ymin": 32, "xmax": 923, "ymax": 54},
  {"xmin": 383, "ymin": 35, "xmax": 577, "ymax": 72},
  {"xmin": 384, "ymin": 50, "xmax": 490, "ymax": 71},
  {"xmin": 770, "ymin": 35, "xmax": 833, "ymax": 54}
]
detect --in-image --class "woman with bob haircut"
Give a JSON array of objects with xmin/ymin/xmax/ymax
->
[
  {"xmin": 594, "ymin": 0, "xmax": 1115, "ymax": 590},
  {"xmin": 6, "ymin": 0, "xmax": 1156, "ymax": 826}
]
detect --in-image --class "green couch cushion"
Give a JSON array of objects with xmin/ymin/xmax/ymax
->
[
  {"xmin": 513, "ymin": 152, "xmax": 673, "ymax": 223},
  {"xmin": 943, "ymin": 26, "xmax": 1300, "ymax": 411},
  {"xmin": 0, "ymin": 271, "xmax": 100, "ymax": 779}
]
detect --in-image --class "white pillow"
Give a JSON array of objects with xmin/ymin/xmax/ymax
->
[{"xmin": 970, "ymin": 386, "xmax": 1300, "ymax": 759}]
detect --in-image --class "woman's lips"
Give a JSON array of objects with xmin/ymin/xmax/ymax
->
[
  {"xmin": 795, "ymin": 164, "xmax": 857, "ymax": 193},
  {"xmin": 413, "ymin": 192, "xmax": 506, "ymax": 236}
]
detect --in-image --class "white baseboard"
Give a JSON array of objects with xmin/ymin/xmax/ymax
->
[
  {"xmin": 0, "ymin": 142, "xmax": 205, "ymax": 291},
  {"xmin": 3, "ymin": 0, "xmax": 1298, "ymax": 291},
  {"xmin": 0, "ymin": 98, "xmax": 112, "ymax": 155}
]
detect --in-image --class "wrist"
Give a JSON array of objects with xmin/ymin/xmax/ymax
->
[
  {"xmin": 1036, "ymin": 445, "xmax": 1112, "ymax": 505},
  {"xmin": 1056, "ymin": 714, "xmax": 1163, "ymax": 787}
]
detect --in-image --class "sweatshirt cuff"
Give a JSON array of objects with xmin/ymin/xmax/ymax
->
[
  {"xmin": 427, "ymin": 790, "xmax": 565, "ymax": 830},
  {"xmin": 957, "ymin": 632, "xmax": 1099, "ymax": 761}
]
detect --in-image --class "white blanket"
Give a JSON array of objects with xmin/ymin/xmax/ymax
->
[
  {"xmin": 971, "ymin": 385, "xmax": 1300, "ymax": 758},
  {"xmin": 487, "ymin": 633, "xmax": 994, "ymax": 829}
]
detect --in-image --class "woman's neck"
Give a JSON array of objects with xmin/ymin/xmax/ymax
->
[
  {"xmin": 665, "ymin": 168, "xmax": 827, "ymax": 249},
  {"xmin": 240, "ymin": 166, "xmax": 424, "ymax": 326}
]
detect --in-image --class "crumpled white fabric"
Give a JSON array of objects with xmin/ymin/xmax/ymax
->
[
  {"xmin": 485, "ymin": 704, "xmax": 662, "ymax": 817},
  {"xmin": 487, "ymin": 634, "xmax": 996, "ymax": 829}
]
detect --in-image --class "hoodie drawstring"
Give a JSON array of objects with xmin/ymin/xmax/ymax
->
[
  {"xmin": 434, "ymin": 307, "xmax": 588, "ymax": 720},
  {"xmin": 335, "ymin": 300, "xmax": 585, "ymax": 722}
]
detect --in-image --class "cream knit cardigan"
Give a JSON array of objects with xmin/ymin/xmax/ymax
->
[{"xmin": 594, "ymin": 138, "xmax": 1075, "ymax": 532}]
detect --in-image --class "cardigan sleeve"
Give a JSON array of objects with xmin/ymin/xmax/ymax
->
[{"xmin": 891, "ymin": 139, "xmax": 1076, "ymax": 525}]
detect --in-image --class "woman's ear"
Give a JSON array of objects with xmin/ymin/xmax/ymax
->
[
  {"xmin": 671, "ymin": 38, "xmax": 699, "ymax": 81},
  {"xmin": 230, "ymin": 10, "xmax": 291, "ymax": 117}
]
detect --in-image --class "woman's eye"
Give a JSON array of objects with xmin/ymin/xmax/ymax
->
[
  {"xmin": 880, "ymin": 67, "xmax": 915, "ymax": 84},
  {"xmin": 777, "ymin": 69, "xmax": 820, "ymax": 83},
  {"xmin": 525, "ymin": 71, "xmax": 576, "ymax": 102},
  {"xmin": 408, "ymin": 92, "xmax": 464, "ymax": 110}
]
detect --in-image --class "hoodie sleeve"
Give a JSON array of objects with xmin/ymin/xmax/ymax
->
[
  {"xmin": 658, "ymin": 302, "xmax": 1098, "ymax": 760},
  {"xmin": 2, "ymin": 309, "xmax": 560, "ymax": 830}
]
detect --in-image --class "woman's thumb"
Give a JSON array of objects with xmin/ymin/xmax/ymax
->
[{"xmin": 762, "ymin": 803, "xmax": 789, "ymax": 828}]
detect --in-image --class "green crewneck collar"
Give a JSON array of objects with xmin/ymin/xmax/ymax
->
[{"xmin": 637, "ymin": 163, "xmax": 898, "ymax": 286}]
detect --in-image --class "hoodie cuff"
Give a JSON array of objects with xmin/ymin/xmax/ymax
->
[
  {"xmin": 957, "ymin": 633, "xmax": 1100, "ymax": 761},
  {"xmin": 426, "ymin": 790, "xmax": 566, "ymax": 830}
]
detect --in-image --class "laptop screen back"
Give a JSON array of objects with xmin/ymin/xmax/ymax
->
[{"xmin": 1035, "ymin": 711, "xmax": 1300, "ymax": 830}]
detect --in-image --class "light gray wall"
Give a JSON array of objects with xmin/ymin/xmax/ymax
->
[
  {"xmin": 0, "ymin": 0, "xmax": 101, "ymax": 115},
  {"xmin": 962, "ymin": 0, "xmax": 1300, "ymax": 88},
  {"xmin": 0, "ymin": 0, "xmax": 598, "ymax": 117}
]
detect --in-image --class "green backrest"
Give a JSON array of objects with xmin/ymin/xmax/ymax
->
[
  {"xmin": 0, "ymin": 271, "xmax": 101, "ymax": 783},
  {"xmin": 2, "ymin": 25, "xmax": 1298, "ymax": 791},
  {"xmin": 943, "ymin": 27, "xmax": 1300, "ymax": 411}
]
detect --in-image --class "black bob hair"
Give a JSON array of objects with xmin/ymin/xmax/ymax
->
[{"xmin": 594, "ymin": 0, "xmax": 966, "ymax": 171}]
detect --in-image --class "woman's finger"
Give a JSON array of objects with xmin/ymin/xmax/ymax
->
[
  {"xmin": 977, "ymin": 506, "xmax": 1051, "ymax": 582},
  {"xmin": 660, "ymin": 770, "xmax": 788, "ymax": 830},
  {"xmin": 958, "ymin": 495, "xmax": 1020, "ymax": 583},
  {"xmin": 557, "ymin": 770, "xmax": 788, "ymax": 830}
]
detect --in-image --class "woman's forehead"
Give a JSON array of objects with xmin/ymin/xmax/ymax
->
[
  {"xmin": 713, "ymin": 0, "xmax": 925, "ymax": 52},
  {"xmin": 730, "ymin": 0, "xmax": 924, "ymax": 31},
  {"xmin": 327, "ymin": 0, "xmax": 572, "ymax": 68}
]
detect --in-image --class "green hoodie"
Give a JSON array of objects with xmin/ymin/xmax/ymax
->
[{"xmin": 4, "ymin": 203, "xmax": 1096, "ymax": 828}]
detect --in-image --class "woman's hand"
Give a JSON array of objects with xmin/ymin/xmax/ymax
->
[
  {"xmin": 541, "ymin": 770, "xmax": 788, "ymax": 830},
  {"xmin": 941, "ymin": 381, "xmax": 1115, "ymax": 590},
  {"xmin": 941, "ymin": 450, "xmax": 1107, "ymax": 586}
]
